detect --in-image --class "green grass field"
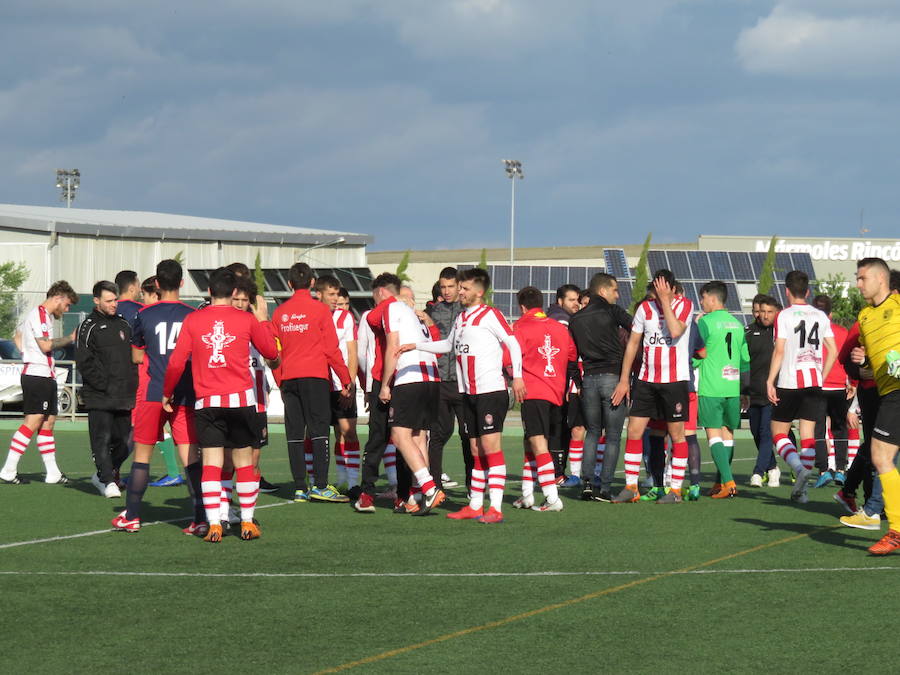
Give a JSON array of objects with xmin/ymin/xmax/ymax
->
[{"xmin": 1, "ymin": 423, "xmax": 898, "ymax": 674}]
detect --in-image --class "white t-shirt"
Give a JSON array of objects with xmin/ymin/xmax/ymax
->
[
  {"xmin": 774, "ymin": 303, "xmax": 834, "ymax": 389},
  {"xmin": 20, "ymin": 305, "xmax": 55, "ymax": 378},
  {"xmin": 357, "ymin": 310, "xmax": 376, "ymax": 393},
  {"xmin": 330, "ymin": 309, "xmax": 357, "ymax": 392},
  {"xmin": 632, "ymin": 296, "xmax": 694, "ymax": 384},
  {"xmin": 383, "ymin": 301, "xmax": 439, "ymax": 387}
]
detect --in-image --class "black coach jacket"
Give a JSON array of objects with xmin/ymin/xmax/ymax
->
[
  {"xmin": 743, "ymin": 320, "xmax": 774, "ymax": 406},
  {"xmin": 75, "ymin": 309, "xmax": 137, "ymax": 410},
  {"xmin": 568, "ymin": 296, "xmax": 633, "ymax": 376}
]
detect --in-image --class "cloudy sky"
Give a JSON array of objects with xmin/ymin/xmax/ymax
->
[{"xmin": 3, "ymin": 1, "xmax": 900, "ymax": 250}]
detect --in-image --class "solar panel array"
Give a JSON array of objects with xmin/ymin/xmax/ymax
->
[{"xmin": 647, "ymin": 250, "xmax": 815, "ymax": 283}]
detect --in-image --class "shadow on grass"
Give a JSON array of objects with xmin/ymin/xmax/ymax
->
[{"xmin": 732, "ymin": 517, "xmax": 873, "ymax": 550}]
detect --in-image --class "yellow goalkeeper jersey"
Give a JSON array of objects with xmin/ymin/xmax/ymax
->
[{"xmin": 858, "ymin": 293, "xmax": 900, "ymax": 396}]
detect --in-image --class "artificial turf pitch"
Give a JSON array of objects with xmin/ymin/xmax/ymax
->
[{"xmin": 1, "ymin": 423, "xmax": 898, "ymax": 674}]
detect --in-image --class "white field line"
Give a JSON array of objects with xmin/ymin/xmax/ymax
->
[
  {"xmin": 0, "ymin": 566, "xmax": 896, "ymax": 579},
  {"xmin": 0, "ymin": 501, "xmax": 292, "ymax": 551}
]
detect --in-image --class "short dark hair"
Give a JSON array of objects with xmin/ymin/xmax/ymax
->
[
  {"xmin": 556, "ymin": 284, "xmax": 580, "ymax": 302},
  {"xmin": 371, "ymin": 272, "xmax": 401, "ymax": 294},
  {"xmin": 141, "ymin": 276, "xmax": 158, "ymax": 297},
  {"xmin": 439, "ymin": 266, "xmax": 458, "ymax": 281},
  {"xmin": 338, "ymin": 287, "xmax": 350, "ymax": 300},
  {"xmin": 156, "ymin": 259, "xmax": 183, "ymax": 292},
  {"xmin": 458, "ymin": 267, "xmax": 491, "ymax": 290},
  {"xmin": 225, "ymin": 262, "xmax": 250, "ymax": 278},
  {"xmin": 431, "ymin": 282, "xmax": 441, "ymax": 303},
  {"xmin": 891, "ymin": 270, "xmax": 900, "ymax": 293},
  {"xmin": 774, "ymin": 301, "xmax": 784, "ymax": 311},
  {"xmin": 588, "ymin": 272, "xmax": 616, "ymax": 295},
  {"xmin": 114, "ymin": 270, "xmax": 139, "ymax": 296},
  {"xmin": 652, "ymin": 268, "xmax": 676, "ymax": 287},
  {"xmin": 812, "ymin": 294, "xmax": 832, "ymax": 315},
  {"xmin": 93, "ymin": 280, "xmax": 118, "ymax": 298},
  {"xmin": 700, "ymin": 281, "xmax": 727, "ymax": 304},
  {"xmin": 46, "ymin": 280, "xmax": 78, "ymax": 303},
  {"xmin": 315, "ymin": 274, "xmax": 341, "ymax": 294},
  {"xmin": 517, "ymin": 286, "xmax": 544, "ymax": 310},
  {"xmin": 857, "ymin": 257, "xmax": 890, "ymax": 277},
  {"xmin": 578, "ymin": 289, "xmax": 590, "ymax": 303},
  {"xmin": 758, "ymin": 294, "xmax": 778, "ymax": 309},
  {"xmin": 752, "ymin": 293, "xmax": 768, "ymax": 306},
  {"xmin": 673, "ymin": 281, "xmax": 684, "ymax": 295},
  {"xmin": 234, "ymin": 276, "xmax": 258, "ymax": 300},
  {"xmin": 784, "ymin": 270, "xmax": 809, "ymax": 298},
  {"xmin": 208, "ymin": 267, "xmax": 237, "ymax": 299},
  {"xmin": 288, "ymin": 263, "xmax": 315, "ymax": 290}
]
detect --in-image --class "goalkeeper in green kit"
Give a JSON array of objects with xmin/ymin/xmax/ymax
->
[{"xmin": 694, "ymin": 281, "xmax": 749, "ymax": 499}]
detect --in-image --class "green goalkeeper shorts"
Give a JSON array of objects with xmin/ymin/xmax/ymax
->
[{"xmin": 698, "ymin": 395, "xmax": 741, "ymax": 431}]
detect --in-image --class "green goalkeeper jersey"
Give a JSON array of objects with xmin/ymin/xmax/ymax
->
[{"xmin": 695, "ymin": 309, "xmax": 750, "ymax": 398}]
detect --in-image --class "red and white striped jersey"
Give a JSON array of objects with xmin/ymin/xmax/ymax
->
[
  {"xmin": 249, "ymin": 344, "xmax": 269, "ymax": 413},
  {"xmin": 452, "ymin": 304, "xmax": 517, "ymax": 395},
  {"xmin": 632, "ymin": 296, "xmax": 694, "ymax": 383},
  {"xmin": 19, "ymin": 305, "xmax": 55, "ymax": 378},
  {"xmin": 330, "ymin": 308, "xmax": 357, "ymax": 391},
  {"xmin": 774, "ymin": 303, "xmax": 834, "ymax": 389},
  {"xmin": 357, "ymin": 309, "xmax": 376, "ymax": 393},
  {"xmin": 384, "ymin": 301, "xmax": 440, "ymax": 386}
]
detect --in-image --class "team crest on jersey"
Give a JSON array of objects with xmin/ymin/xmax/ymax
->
[
  {"xmin": 389, "ymin": 407, "xmax": 394, "ymax": 418},
  {"xmin": 885, "ymin": 309, "xmax": 893, "ymax": 320},
  {"xmin": 281, "ymin": 313, "xmax": 289, "ymax": 322},
  {"xmin": 675, "ymin": 402, "xmax": 683, "ymax": 414},
  {"xmin": 201, "ymin": 321, "xmax": 236, "ymax": 368},
  {"xmin": 537, "ymin": 334, "xmax": 560, "ymax": 377},
  {"xmin": 484, "ymin": 413, "xmax": 494, "ymax": 426}
]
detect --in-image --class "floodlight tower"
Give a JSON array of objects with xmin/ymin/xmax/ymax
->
[
  {"xmin": 55, "ymin": 169, "xmax": 80, "ymax": 207},
  {"xmin": 503, "ymin": 159, "xmax": 523, "ymax": 271}
]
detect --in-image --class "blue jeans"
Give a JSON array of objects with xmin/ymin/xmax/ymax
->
[
  {"xmin": 580, "ymin": 372, "xmax": 627, "ymax": 492},
  {"xmin": 749, "ymin": 404, "xmax": 777, "ymax": 476}
]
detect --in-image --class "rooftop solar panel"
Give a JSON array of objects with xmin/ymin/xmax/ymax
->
[
  {"xmin": 617, "ymin": 281, "xmax": 633, "ymax": 310},
  {"xmin": 728, "ymin": 252, "xmax": 755, "ymax": 281},
  {"xmin": 748, "ymin": 252, "xmax": 766, "ymax": 279},
  {"xmin": 513, "ymin": 266, "xmax": 530, "ymax": 290},
  {"xmin": 549, "ymin": 266, "xmax": 568, "ymax": 291},
  {"xmin": 604, "ymin": 249, "xmax": 630, "ymax": 278},
  {"xmin": 565, "ymin": 266, "xmax": 587, "ymax": 289},
  {"xmin": 587, "ymin": 267, "xmax": 605, "ymax": 286},
  {"xmin": 667, "ymin": 250, "xmax": 692, "ymax": 281},
  {"xmin": 724, "ymin": 282, "xmax": 742, "ymax": 312},
  {"xmin": 647, "ymin": 251, "xmax": 668, "ymax": 276},
  {"xmin": 708, "ymin": 251, "xmax": 734, "ymax": 281},
  {"xmin": 687, "ymin": 251, "xmax": 712, "ymax": 280},
  {"xmin": 774, "ymin": 253, "xmax": 793, "ymax": 281},
  {"xmin": 493, "ymin": 265, "xmax": 511, "ymax": 290},
  {"xmin": 530, "ymin": 266, "xmax": 549, "ymax": 290},
  {"xmin": 790, "ymin": 252, "xmax": 817, "ymax": 280}
]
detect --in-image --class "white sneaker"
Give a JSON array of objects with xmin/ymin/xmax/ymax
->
[
  {"xmin": 513, "ymin": 494, "xmax": 535, "ymax": 509},
  {"xmin": 104, "ymin": 482, "xmax": 121, "ymax": 499},
  {"xmin": 749, "ymin": 473, "xmax": 763, "ymax": 488},
  {"xmin": 532, "ymin": 498, "xmax": 564, "ymax": 512},
  {"xmin": 91, "ymin": 473, "xmax": 106, "ymax": 495},
  {"xmin": 767, "ymin": 467, "xmax": 781, "ymax": 487},
  {"xmin": 441, "ymin": 473, "xmax": 459, "ymax": 488}
]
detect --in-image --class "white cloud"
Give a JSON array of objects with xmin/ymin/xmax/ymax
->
[{"xmin": 736, "ymin": 4, "xmax": 900, "ymax": 76}]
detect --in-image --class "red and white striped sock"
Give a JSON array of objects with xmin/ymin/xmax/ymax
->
[
  {"xmin": 384, "ymin": 439, "xmax": 397, "ymax": 486},
  {"xmin": 470, "ymin": 454, "xmax": 486, "ymax": 510},
  {"xmin": 670, "ymin": 441, "xmax": 688, "ymax": 491},
  {"xmin": 334, "ymin": 441, "xmax": 347, "ymax": 485},
  {"xmin": 826, "ymin": 428, "xmax": 836, "ymax": 471},
  {"xmin": 201, "ymin": 465, "xmax": 223, "ymax": 525},
  {"xmin": 624, "ymin": 438, "xmax": 643, "ymax": 488},
  {"xmin": 219, "ymin": 469, "xmax": 234, "ymax": 522},
  {"xmin": 486, "ymin": 451, "xmax": 506, "ymax": 511},
  {"xmin": 413, "ymin": 467, "xmax": 436, "ymax": 496},
  {"xmin": 344, "ymin": 440, "xmax": 361, "ymax": 487},
  {"xmin": 303, "ymin": 438, "xmax": 315, "ymax": 483},
  {"xmin": 595, "ymin": 436, "xmax": 606, "ymax": 478},
  {"xmin": 37, "ymin": 430, "xmax": 60, "ymax": 476},
  {"xmin": 235, "ymin": 466, "xmax": 259, "ymax": 522},
  {"xmin": 774, "ymin": 434, "xmax": 803, "ymax": 473},
  {"xmin": 2, "ymin": 424, "xmax": 33, "ymax": 475},
  {"xmin": 521, "ymin": 451, "xmax": 536, "ymax": 500},
  {"xmin": 847, "ymin": 428, "xmax": 860, "ymax": 466},
  {"xmin": 536, "ymin": 451, "xmax": 558, "ymax": 503},
  {"xmin": 567, "ymin": 439, "xmax": 584, "ymax": 477},
  {"xmin": 799, "ymin": 438, "xmax": 816, "ymax": 471}
]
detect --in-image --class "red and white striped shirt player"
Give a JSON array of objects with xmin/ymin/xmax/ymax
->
[
  {"xmin": 331, "ymin": 308, "xmax": 358, "ymax": 391},
  {"xmin": 356, "ymin": 309, "xmax": 376, "ymax": 393},
  {"xmin": 632, "ymin": 295, "xmax": 695, "ymax": 384},
  {"xmin": 20, "ymin": 306, "xmax": 56, "ymax": 379},
  {"xmin": 383, "ymin": 299, "xmax": 440, "ymax": 386},
  {"xmin": 773, "ymin": 304, "xmax": 834, "ymax": 389}
]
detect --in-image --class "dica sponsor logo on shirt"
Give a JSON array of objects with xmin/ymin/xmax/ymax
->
[{"xmin": 647, "ymin": 334, "xmax": 673, "ymax": 346}]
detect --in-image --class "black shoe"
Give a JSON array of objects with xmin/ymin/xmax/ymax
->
[
  {"xmin": 0, "ymin": 473, "xmax": 30, "ymax": 484},
  {"xmin": 220, "ymin": 520, "xmax": 232, "ymax": 537},
  {"xmin": 258, "ymin": 477, "xmax": 279, "ymax": 494},
  {"xmin": 593, "ymin": 490, "xmax": 612, "ymax": 503},
  {"xmin": 580, "ymin": 481, "xmax": 594, "ymax": 501}
]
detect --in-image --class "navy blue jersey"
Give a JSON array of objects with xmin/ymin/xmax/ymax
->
[
  {"xmin": 132, "ymin": 300, "xmax": 196, "ymax": 405},
  {"xmin": 117, "ymin": 299, "xmax": 144, "ymax": 331}
]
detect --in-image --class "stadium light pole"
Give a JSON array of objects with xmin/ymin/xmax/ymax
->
[
  {"xmin": 503, "ymin": 160, "xmax": 523, "ymax": 272},
  {"xmin": 55, "ymin": 169, "xmax": 80, "ymax": 207}
]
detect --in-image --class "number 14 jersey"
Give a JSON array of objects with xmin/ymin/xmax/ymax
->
[
  {"xmin": 774, "ymin": 303, "xmax": 833, "ymax": 389},
  {"xmin": 132, "ymin": 300, "xmax": 196, "ymax": 405}
]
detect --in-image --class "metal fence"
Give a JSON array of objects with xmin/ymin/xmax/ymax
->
[{"xmin": 0, "ymin": 359, "xmax": 85, "ymax": 422}]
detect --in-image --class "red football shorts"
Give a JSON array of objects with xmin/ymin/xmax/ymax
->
[
  {"xmin": 648, "ymin": 392, "xmax": 698, "ymax": 432},
  {"xmin": 132, "ymin": 400, "xmax": 197, "ymax": 446}
]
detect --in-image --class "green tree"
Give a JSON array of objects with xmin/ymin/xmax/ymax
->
[
  {"xmin": 395, "ymin": 250, "xmax": 412, "ymax": 283},
  {"xmin": 631, "ymin": 233, "xmax": 652, "ymax": 313},
  {"xmin": 0, "ymin": 261, "xmax": 29, "ymax": 339},
  {"xmin": 479, "ymin": 248, "xmax": 493, "ymax": 306},
  {"xmin": 757, "ymin": 235, "xmax": 777, "ymax": 295},
  {"xmin": 813, "ymin": 274, "xmax": 867, "ymax": 328},
  {"xmin": 173, "ymin": 250, "xmax": 185, "ymax": 266},
  {"xmin": 254, "ymin": 251, "xmax": 266, "ymax": 295}
]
